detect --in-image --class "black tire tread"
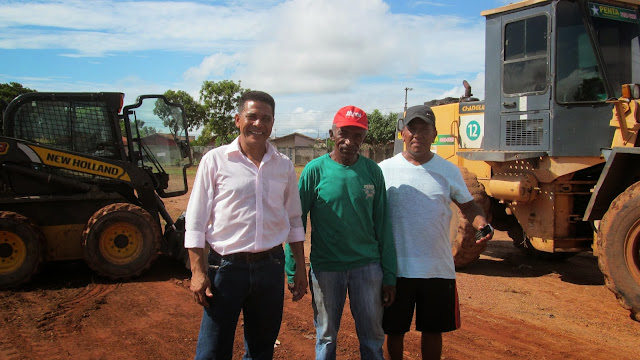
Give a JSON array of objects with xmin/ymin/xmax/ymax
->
[
  {"xmin": 451, "ymin": 167, "xmax": 490, "ymax": 268},
  {"xmin": 0, "ymin": 211, "xmax": 44, "ymax": 288},
  {"xmin": 82, "ymin": 203, "xmax": 161, "ymax": 280},
  {"xmin": 597, "ymin": 181, "xmax": 640, "ymax": 321}
]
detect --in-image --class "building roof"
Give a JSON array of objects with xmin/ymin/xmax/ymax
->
[
  {"xmin": 153, "ymin": 133, "xmax": 196, "ymax": 142},
  {"xmin": 270, "ymin": 132, "xmax": 317, "ymax": 142}
]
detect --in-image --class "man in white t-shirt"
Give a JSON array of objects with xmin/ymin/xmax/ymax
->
[{"xmin": 378, "ymin": 104, "xmax": 493, "ymax": 360}]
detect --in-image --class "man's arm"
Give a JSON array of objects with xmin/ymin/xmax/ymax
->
[
  {"xmin": 373, "ymin": 166, "xmax": 397, "ymax": 306},
  {"xmin": 287, "ymin": 241, "xmax": 308, "ymax": 301},
  {"xmin": 184, "ymin": 155, "xmax": 215, "ymax": 306},
  {"xmin": 283, "ymin": 162, "xmax": 308, "ymax": 300},
  {"xmin": 456, "ymin": 200, "xmax": 494, "ymax": 244},
  {"xmin": 188, "ymin": 247, "xmax": 212, "ymax": 307}
]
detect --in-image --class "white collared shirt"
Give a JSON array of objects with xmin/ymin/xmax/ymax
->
[{"xmin": 184, "ymin": 137, "xmax": 305, "ymax": 254}]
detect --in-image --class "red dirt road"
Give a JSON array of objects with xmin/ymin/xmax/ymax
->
[{"xmin": 1, "ymin": 234, "xmax": 639, "ymax": 360}]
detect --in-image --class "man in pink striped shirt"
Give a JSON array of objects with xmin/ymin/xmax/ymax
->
[{"xmin": 185, "ymin": 90, "xmax": 307, "ymax": 360}]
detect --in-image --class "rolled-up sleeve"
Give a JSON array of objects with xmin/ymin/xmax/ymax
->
[
  {"xmin": 184, "ymin": 155, "xmax": 214, "ymax": 249},
  {"xmin": 284, "ymin": 164, "xmax": 305, "ymax": 243}
]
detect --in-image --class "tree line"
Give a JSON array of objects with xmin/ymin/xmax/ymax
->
[{"xmin": 1, "ymin": 81, "xmax": 398, "ymax": 148}]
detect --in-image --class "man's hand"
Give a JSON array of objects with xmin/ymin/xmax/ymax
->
[
  {"xmin": 476, "ymin": 231, "xmax": 494, "ymax": 244},
  {"xmin": 382, "ymin": 285, "xmax": 396, "ymax": 307},
  {"xmin": 288, "ymin": 268, "xmax": 308, "ymax": 301},
  {"xmin": 456, "ymin": 200, "xmax": 494, "ymax": 244},
  {"xmin": 287, "ymin": 241, "xmax": 308, "ymax": 301},
  {"xmin": 188, "ymin": 248, "xmax": 212, "ymax": 307},
  {"xmin": 190, "ymin": 270, "xmax": 213, "ymax": 307},
  {"xmin": 475, "ymin": 224, "xmax": 494, "ymax": 244}
]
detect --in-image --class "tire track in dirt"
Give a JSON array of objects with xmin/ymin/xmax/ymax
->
[
  {"xmin": 36, "ymin": 283, "xmax": 118, "ymax": 336},
  {"xmin": 0, "ymin": 336, "xmax": 22, "ymax": 360},
  {"xmin": 0, "ymin": 283, "xmax": 118, "ymax": 360},
  {"xmin": 0, "ymin": 291, "xmax": 44, "ymax": 360}
]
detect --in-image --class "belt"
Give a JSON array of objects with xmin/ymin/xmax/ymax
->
[{"xmin": 216, "ymin": 245, "xmax": 282, "ymax": 264}]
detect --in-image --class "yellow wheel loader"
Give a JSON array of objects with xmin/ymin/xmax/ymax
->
[{"xmin": 396, "ymin": 0, "xmax": 640, "ymax": 320}]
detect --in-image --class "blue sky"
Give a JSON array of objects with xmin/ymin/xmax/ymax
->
[{"xmin": 0, "ymin": 0, "xmax": 510, "ymax": 138}]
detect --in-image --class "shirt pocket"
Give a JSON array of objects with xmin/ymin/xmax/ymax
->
[{"xmin": 267, "ymin": 180, "xmax": 286, "ymax": 208}]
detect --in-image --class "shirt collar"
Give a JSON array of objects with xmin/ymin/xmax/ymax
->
[
  {"xmin": 225, "ymin": 136, "xmax": 275, "ymax": 163},
  {"xmin": 224, "ymin": 137, "xmax": 242, "ymax": 156}
]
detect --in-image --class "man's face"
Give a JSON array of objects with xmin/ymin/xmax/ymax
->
[
  {"xmin": 235, "ymin": 100, "xmax": 274, "ymax": 147},
  {"xmin": 330, "ymin": 125, "xmax": 367, "ymax": 163},
  {"xmin": 402, "ymin": 118, "xmax": 437, "ymax": 156}
]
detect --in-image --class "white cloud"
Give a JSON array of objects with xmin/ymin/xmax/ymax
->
[
  {"xmin": 0, "ymin": 0, "xmax": 261, "ymax": 56},
  {"xmin": 1, "ymin": 0, "xmax": 487, "ymax": 137},
  {"xmin": 189, "ymin": 0, "xmax": 486, "ymax": 96}
]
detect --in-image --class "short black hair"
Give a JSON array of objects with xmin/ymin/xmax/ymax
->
[{"xmin": 238, "ymin": 90, "xmax": 275, "ymax": 116}]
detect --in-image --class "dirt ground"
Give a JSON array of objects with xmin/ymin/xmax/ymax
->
[{"xmin": 2, "ymin": 183, "xmax": 640, "ymax": 359}]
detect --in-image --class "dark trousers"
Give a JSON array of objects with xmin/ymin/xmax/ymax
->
[{"xmin": 195, "ymin": 247, "xmax": 285, "ymax": 360}]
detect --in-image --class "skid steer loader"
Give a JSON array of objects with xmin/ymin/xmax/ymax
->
[{"xmin": 0, "ymin": 92, "xmax": 192, "ymax": 287}]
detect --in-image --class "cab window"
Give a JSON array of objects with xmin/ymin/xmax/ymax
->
[{"xmin": 503, "ymin": 14, "xmax": 549, "ymax": 95}]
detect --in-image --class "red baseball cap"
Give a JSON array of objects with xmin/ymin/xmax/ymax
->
[{"xmin": 333, "ymin": 105, "xmax": 368, "ymax": 130}]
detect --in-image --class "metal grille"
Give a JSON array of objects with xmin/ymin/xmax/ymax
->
[
  {"xmin": 13, "ymin": 100, "xmax": 118, "ymax": 157},
  {"xmin": 505, "ymin": 118, "xmax": 544, "ymax": 146}
]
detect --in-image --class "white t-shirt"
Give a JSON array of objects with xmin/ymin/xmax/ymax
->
[{"xmin": 379, "ymin": 153, "xmax": 473, "ymax": 279}]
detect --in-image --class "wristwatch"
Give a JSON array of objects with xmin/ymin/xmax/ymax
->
[{"xmin": 475, "ymin": 224, "xmax": 494, "ymax": 240}]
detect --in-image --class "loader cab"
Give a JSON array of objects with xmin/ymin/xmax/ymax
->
[
  {"xmin": 2, "ymin": 92, "xmax": 127, "ymax": 160},
  {"xmin": 480, "ymin": 0, "xmax": 639, "ymax": 157},
  {"xmin": 122, "ymin": 95, "xmax": 192, "ymax": 197}
]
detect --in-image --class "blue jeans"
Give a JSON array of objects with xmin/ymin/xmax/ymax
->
[
  {"xmin": 194, "ymin": 248, "xmax": 285, "ymax": 360},
  {"xmin": 309, "ymin": 263, "xmax": 385, "ymax": 360}
]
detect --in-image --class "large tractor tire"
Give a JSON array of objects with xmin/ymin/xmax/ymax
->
[
  {"xmin": 450, "ymin": 167, "xmax": 491, "ymax": 268},
  {"xmin": 0, "ymin": 212, "xmax": 44, "ymax": 288},
  {"xmin": 597, "ymin": 181, "xmax": 640, "ymax": 321},
  {"xmin": 83, "ymin": 203, "xmax": 161, "ymax": 279}
]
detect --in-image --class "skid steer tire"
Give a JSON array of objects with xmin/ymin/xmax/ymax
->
[
  {"xmin": 83, "ymin": 203, "xmax": 161, "ymax": 279},
  {"xmin": 598, "ymin": 181, "xmax": 640, "ymax": 322},
  {"xmin": 450, "ymin": 167, "xmax": 491, "ymax": 268},
  {"xmin": 0, "ymin": 212, "xmax": 44, "ymax": 288}
]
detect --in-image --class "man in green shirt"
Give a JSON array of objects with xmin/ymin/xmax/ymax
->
[{"xmin": 286, "ymin": 105, "xmax": 396, "ymax": 360}]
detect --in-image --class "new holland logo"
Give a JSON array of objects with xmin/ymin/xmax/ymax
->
[{"xmin": 29, "ymin": 145, "xmax": 131, "ymax": 181}]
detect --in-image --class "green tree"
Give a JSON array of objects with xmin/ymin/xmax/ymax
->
[
  {"xmin": 154, "ymin": 96, "xmax": 187, "ymax": 140},
  {"xmin": 162, "ymin": 90, "xmax": 206, "ymax": 132},
  {"xmin": 192, "ymin": 122, "xmax": 215, "ymax": 146},
  {"xmin": 1, "ymin": 82, "xmax": 37, "ymax": 130},
  {"xmin": 139, "ymin": 122, "xmax": 157, "ymax": 137},
  {"xmin": 199, "ymin": 80, "xmax": 249, "ymax": 146},
  {"xmin": 366, "ymin": 109, "xmax": 397, "ymax": 145},
  {"xmin": 365, "ymin": 109, "xmax": 398, "ymax": 161},
  {"xmin": 0, "ymin": 82, "xmax": 36, "ymax": 105}
]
